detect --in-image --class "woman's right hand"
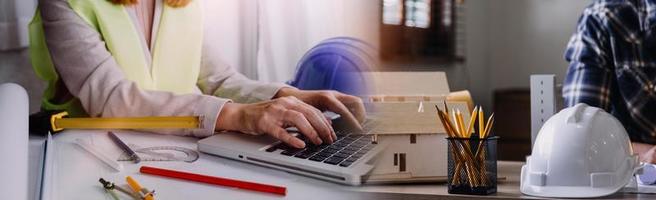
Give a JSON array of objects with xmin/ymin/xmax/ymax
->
[{"xmin": 215, "ymin": 96, "xmax": 337, "ymax": 149}]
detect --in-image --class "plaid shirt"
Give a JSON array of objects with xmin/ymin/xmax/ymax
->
[{"xmin": 564, "ymin": 0, "xmax": 656, "ymax": 144}]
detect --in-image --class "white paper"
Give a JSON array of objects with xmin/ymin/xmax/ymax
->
[
  {"xmin": 43, "ymin": 130, "xmax": 357, "ymax": 200},
  {"xmin": 0, "ymin": 83, "xmax": 29, "ymax": 200},
  {"xmin": 41, "ymin": 132, "xmax": 56, "ymax": 200},
  {"xmin": 28, "ymin": 136, "xmax": 46, "ymax": 200}
]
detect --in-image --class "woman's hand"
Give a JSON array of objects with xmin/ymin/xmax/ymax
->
[
  {"xmin": 216, "ymin": 96, "xmax": 336, "ymax": 148},
  {"xmin": 633, "ymin": 142, "xmax": 656, "ymax": 163},
  {"xmin": 274, "ymin": 87, "xmax": 366, "ymax": 131}
]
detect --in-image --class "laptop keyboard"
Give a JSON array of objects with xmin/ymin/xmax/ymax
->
[{"xmin": 264, "ymin": 131, "xmax": 375, "ymax": 167}]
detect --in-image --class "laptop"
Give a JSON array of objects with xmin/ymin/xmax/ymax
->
[{"xmin": 197, "ymin": 114, "xmax": 383, "ymax": 185}]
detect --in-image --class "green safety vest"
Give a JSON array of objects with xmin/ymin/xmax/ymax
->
[{"xmin": 29, "ymin": 0, "xmax": 203, "ymax": 116}]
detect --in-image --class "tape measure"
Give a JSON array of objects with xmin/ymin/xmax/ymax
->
[{"xmin": 49, "ymin": 112, "xmax": 203, "ymax": 132}]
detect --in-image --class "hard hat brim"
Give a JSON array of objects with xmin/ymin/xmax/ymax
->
[
  {"xmin": 520, "ymin": 163, "xmax": 636, "ymax": 198},
  {"xmin": 521, "ymin": 185, "xmax": 620, "ymax": 198}
]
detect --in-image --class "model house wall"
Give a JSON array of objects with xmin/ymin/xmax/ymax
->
[
  {"xmin": 366, "ymin": 101, "xmax": 469, "ymax": 183},
  {"xmin": 361, "ymin": 71, "xmax": 472, "ymax": 183}
]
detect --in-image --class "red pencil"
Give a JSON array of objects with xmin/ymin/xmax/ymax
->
[{"xmin": 139, "ymin": 166, "xmax": 287, "ymax": 196}]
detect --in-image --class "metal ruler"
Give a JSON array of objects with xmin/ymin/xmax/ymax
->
[{"xmin": 530, "ymin": 75, "xmax": 557, "ymax": 147}]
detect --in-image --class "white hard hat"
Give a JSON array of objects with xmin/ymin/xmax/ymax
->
[{"xmin": 520, "ymin": 103, "xmax": 640, "ymax": 198}]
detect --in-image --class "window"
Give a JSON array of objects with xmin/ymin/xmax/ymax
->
[
  {"xmin": 380, "ymin": 0, "xmax": 462, "ymax": 66},
  {"xmin": 383, "ymin": 0, "xmax": 403, "ymax": 25},
  {"xmin": 405, "ymin": 0, "xmax": 431, "ymax": 28}
]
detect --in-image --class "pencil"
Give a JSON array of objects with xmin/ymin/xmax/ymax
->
[
  {"xmin": 452, "ymin": 111, "xmax": 461, "ymax": 137},
  {"xmin": 443, "ymin": 111, "xmax": 458, "ymax": 137},
  {"xmin": 140, "ymin": 166, "xmax": 287, "ymax": 196},
  {"xmin": 483, "ymin": 114, "xmax": 495, "ymax": 138},
  {"xmin": 456, "ymin": 110, "xmax": 466, "ymax": 137},
  {"xmin": 478, "ymin": 107, "xmax": 484, "ymax": 138},
  {"xmin": 440, "ymin": 113, "xmax": 458, "ymax": 138},
  {"xmin": 466, "ymin": 106, "xmax": 478, "ymax": 138},
  {"xmin": 126, "ymin": 176, "xmax": 154, "ymax": 200},
  {"xmin": 435, "ymin": 106, "xmax": 453, "ymax": 137},
  {"xmin": 436, "ymin": 105, "xmax": 459, "ymax": 138}
]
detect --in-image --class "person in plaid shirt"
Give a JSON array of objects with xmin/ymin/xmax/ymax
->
[{"xmin": 563, "ymin": 0, "xmax": 656, "ymax": 162}]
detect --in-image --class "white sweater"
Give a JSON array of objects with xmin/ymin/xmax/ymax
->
[{"xmin": 38, "ymin": 0, "xmax": 288, "ymax": 137}]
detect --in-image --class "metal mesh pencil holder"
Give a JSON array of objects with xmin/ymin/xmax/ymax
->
[{"xmin": 447, "ymin": 136, "xmax": 498, "ymax": 195}]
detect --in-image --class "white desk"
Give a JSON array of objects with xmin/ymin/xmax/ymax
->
[
  {"xmin": 33, "ymin": 130, "xmax": 656, "ymax": 200},
  {"xmin": 38, "ymin": 130, "xmax": 361, "ymax": 200}
]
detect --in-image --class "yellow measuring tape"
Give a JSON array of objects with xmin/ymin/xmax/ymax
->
[{"xmin": 50, "ymin": 112, "xmax": 202, "ymax": 132}]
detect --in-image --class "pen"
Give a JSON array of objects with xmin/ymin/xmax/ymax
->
[
  {"xmin": 139, "ymin": 166, "xmax": 287, "ymax": 196},
  {"xmin": 126, "ymin": 176, "xmax": 155, "ymax": 200},
  {"xmin": 108, "ymin": 131, "xmax": 141, "ymax": 163}
]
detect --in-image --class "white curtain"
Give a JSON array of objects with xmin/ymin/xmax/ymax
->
[
  {"xmin": 203, "ymin": 0, "xmax": 255, "ymax": 78},
  {"xmin": 205, "ymin": 0, "xmax": 379, "ymax": 83},
  {"xmin": 256, "ymin": 0, "xmax": 380, "ymax": 82}
]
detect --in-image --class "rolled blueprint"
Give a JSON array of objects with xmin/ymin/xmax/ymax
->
[
  {"xmin": 0, "ymin": 83, "xmax": 29, "ymax": 200},
  {"xmin": 639, "ymin": 164, "xmax": 656, "ymax": 185}
]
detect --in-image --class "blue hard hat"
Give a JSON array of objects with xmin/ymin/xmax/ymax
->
[{"xmin": 288, "ymin": 37, "xmax": 378, "ymax": 96}]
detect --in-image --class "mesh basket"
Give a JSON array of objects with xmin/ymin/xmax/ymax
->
[{"xmin": 447, "ymin": 136, "xmax": 498, "ymax": 195}]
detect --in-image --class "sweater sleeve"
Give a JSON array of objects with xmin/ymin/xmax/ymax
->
[
  {"xmin": 562, "ymin": 7, "xmax": 613, "ymax": 111},
  {"xmin": 39, "ymin": 0, "xmax": 226, "ymax": 137}
]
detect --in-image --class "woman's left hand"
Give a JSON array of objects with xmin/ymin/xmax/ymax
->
[
  {"xmin": 275, "ymin": 87, "xmax": 365, "ymax": 131},
  {"xmin": 634, "ymin": 142, "xmax": 656, "ymax": 164}
]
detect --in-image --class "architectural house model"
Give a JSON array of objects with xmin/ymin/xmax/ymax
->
[{"xmin": 363, "ymin": 72, "xmax": 471, "ymax": 183}]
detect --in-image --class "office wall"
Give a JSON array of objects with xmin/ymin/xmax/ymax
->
[
  {"xmin": 485, "ymin": 0, "xmax": 590, "ymax": 90},
  {"xmin": 0, "ymin": 50, "xmax": 44, "ymax": 113},
  {"xmin": 454, "ymin": 0, "xmax": 590, "ymax": 109},
  {"xmin": 0, "ymin": 0, "xmax": 42, "ymax": 113},
  {"xmin": 459, "ymin": 0, "xmax": 491, "ymax": 111}
]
